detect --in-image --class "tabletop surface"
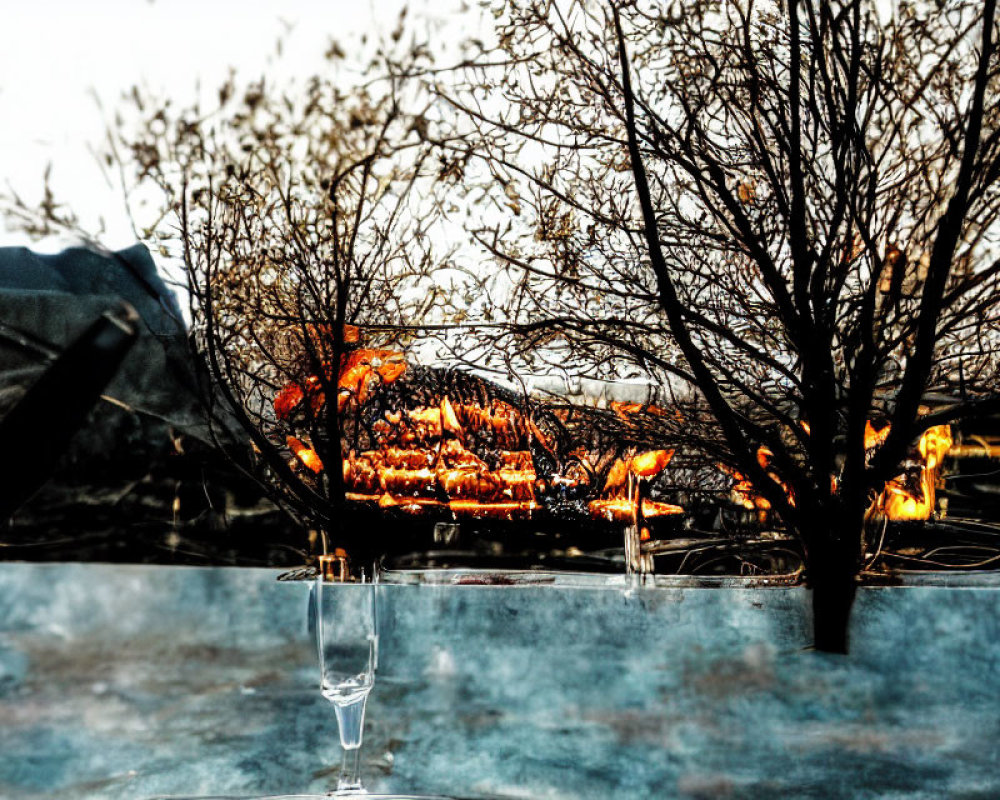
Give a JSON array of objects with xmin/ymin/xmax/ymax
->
[{"xmin": 2, "ymin": 562, "xmax": 999, "ymax": 799}]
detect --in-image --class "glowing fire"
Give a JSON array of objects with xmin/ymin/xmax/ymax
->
[
  {"xmin": 287, "ymin": 436, "xmax": 324, "ymax": 474},
  {"xmin": 275, "ymin": 342, "xmax": 543, "ymax": 520},
  {"xmin": 875, "ymin": 424, "xmax": 953, "ymax": 521},
  {"xmin": 720, "ymin": 446, "xmax": 790, "ymax": 518},
  {"xmin": 342, "ymin": 433, "xmax": 541, "ymax": 520},
  {"xmin": 275, "ymin": 347, "xmax": 408, "ymax": 420},
  {"xmin": 865, "ymin": 420, "xmax": 890, "ymax": 451},
  {"xmin": 588, "ymin": 449, "xmax": 683, "ymax": 523},
  {"xmin": 588, "ymin": 496, "xmax": 684, "ymax": 523},
  {"xmin": 721, "ymin": 421, "xmax": 953, "ymax": 523},
  {"xmin": 273, "ymin": 340, "xmax": 684, "ymax": 525}
]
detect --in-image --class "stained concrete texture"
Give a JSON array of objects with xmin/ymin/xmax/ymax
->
[{"xmin": 1, "ymin": 563, "xmax": 999, "ymax": 799}]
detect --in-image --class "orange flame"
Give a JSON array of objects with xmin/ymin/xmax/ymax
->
[
  {"xmin": 722, "ymin": 422, "xmax": 953, "ymax": 523},
  {"xmin": 275, "ymin": 375, "xmax": 325, "ymax": 420},
  {"xmin": 275, "ymin": 345, "xmax": 406, "ymax": 421},
  {"xmin": 275, "ymin": 337, "xmax": 685, "ymax": 524},
  {"xmin": 865, "ymin": 420, "xmax": 890, "ymax": 451},
  {"xmin": 588, "ymin": 497, "xmax": 684, "ymax": 523},
  {"xmin": 336, "ymin": 388, "xmax": 543, "ymax": 520},
  {"xmin": 875, "ymin": 424, "xmax": 952, "ymax": 521},
  {"xmin": 610, "ymin": 401, "xmax": 672, "ymax": 419},
  {"xmin": 338, "ymin": 348, "xmax": 407, "ymax": 408},
  {"xmin": 720, "ymin": 446, "xmax": 790, "ymax": 517},
  {"xmin": 587, "ymin": 449, "xmax": 681, "ymax": 523},
  {"xmin": 274, "ymin": 384, "xmax": 304, "ymax": 420},
  {"xmin": 631, "ymin": 449, "xmax": 675, "ymax": 477},
  {"xmin": 286, "ymin": 436, "xmax": 324, "ymax": 474}
]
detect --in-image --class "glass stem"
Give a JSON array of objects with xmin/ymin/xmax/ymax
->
[
  {"xmin": 337, "ymin": 745, "xmax": 364, "ymax": 794},
  {"xmin": 333, "ymin": 692, "xmax": 369, "ymax": 794}
]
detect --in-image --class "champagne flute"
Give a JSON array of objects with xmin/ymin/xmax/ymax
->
[{"xmin": 315, "ymin": 576, "xmax": 378, "ymax": 795}]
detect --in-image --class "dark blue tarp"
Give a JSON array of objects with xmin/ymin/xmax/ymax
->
[
  {"xmin": 0, "ymin": 243, "xmax": 202, "ymax": 444},
  {"xmin": 0, "ymin": 243, "xmax": 184, "ymax": 336}
]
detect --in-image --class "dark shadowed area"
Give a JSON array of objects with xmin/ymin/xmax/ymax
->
[{"xmin": 0, "ymin": 245, "xmax": 307, "ymax": 566}]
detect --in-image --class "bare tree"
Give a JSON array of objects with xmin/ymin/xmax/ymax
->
[
  {"xmin": 441, "ymin": 0, "xmax": 1000, "ymax": 651},
  {"xmin": 89, "ymin": 59, "xmax": 467, "ymax": 552}
]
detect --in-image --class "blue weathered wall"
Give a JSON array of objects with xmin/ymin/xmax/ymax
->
[{"xmin": 1, "ymin": 563, "xmax": 998, "ymax": 799}]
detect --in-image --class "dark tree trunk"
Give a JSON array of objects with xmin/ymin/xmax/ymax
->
[
  {"xmin": 804, "ymin": 509, "xmax": 863, "ymax": 655},
  {"xmin": 809, "ymin": 558, "xmax": 857, "ymax": 654}
]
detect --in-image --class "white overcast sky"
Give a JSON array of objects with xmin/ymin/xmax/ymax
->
[
  {"xmin": 0, "ymin": 0, "xmax": 899, "ymax": 258},
  {"xmin": 0, "ymin": 0, "xmax": 451, "ymax": 252}
]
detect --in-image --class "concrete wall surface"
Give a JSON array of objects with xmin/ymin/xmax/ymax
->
[{"xmin": 0, "ymin": 563, "xmax": 998, "ymax": 799}]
